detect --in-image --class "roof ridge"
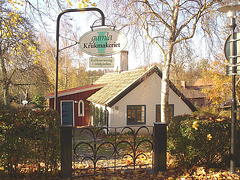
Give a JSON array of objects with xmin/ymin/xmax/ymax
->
[{"xmin": 105, "ymin": 65, "xmax": 160, "ymax": 106}]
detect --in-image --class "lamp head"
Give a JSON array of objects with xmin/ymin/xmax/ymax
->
[
  {"xmin": 227, "ymin": 11, "xmax": 236, "ymax": 18},
  {"xmin": 217, "ymin": 4, "xmax": 240, "ymax": 18}
]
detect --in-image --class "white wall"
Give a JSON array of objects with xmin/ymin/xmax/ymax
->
[{"xmin": 108, "ymin": 72, "xmax": 192, "ymax": 128}]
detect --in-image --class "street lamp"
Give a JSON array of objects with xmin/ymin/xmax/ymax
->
[
  {"xmin": 218, "ymin": 4, "xmax": 240, "ymax": 173},
  {"xmin": 55, "ymin": 8, "xmax": 105, "ymax": 178},
  {"xmin": 54, "ymin": 8, "xmax": 105, "ymax": 112}
]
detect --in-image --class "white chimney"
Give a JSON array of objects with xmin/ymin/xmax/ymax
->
[
  {"xmin": 120, "ymin": 50, "xmax": 128, "ymax": 71},
  {"xmin": 181, "ymin": 81, "xmax": 187, "ymax": 89}
]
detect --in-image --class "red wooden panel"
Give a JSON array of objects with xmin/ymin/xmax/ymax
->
[{"xmin": 48, "ymin": 86, "xmax": 102, "ymax": 127}]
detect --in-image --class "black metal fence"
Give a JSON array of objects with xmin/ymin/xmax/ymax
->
[
  {"xmin": 60, "ymin": 122, "xmax": 167, "ymax": 178},
  {"xmin": 73, "ymin": 126, "xmax": 153, "ymax": 177}
]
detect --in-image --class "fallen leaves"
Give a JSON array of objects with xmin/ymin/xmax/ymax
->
[{"xmin": 71, "ymin": 167, "xmax": 240, "ymax": 180}]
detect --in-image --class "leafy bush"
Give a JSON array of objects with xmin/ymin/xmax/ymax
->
[
  {"xmin": 91, "ymin": 104, "xmax": 106, "ymax": 127},
  {"xmin": 0, "ymin": 104, "xmax": 60, "ymax": 178},
  {"xmin": 31, "ymin": 94, "xmax": 46, "ymax": 109},
  {"xmin": 168, "ymin": 114, "xmax": 240, "ymax": 168}
]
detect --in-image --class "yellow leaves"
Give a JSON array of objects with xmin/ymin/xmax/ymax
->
[
  {"xmin": 78, "ymin": 0, "xmax": 97, "ymax": 8},
  {"xmin": 67, "ymin": 0, "xmax": 73, "ymax": 6},
  {"xmin": 27, "ymin": 46, "xmax": 36, "ymax": 52},
  {"xmin": 92, "ymin": 2, "xmax": 97, "ymax": 7},
  {"xmin": 8, "ymin": 0, "xmax": 25, "ymax": 10},
  {"xmin": 31, "ymin": 46, "xmax": 37, "ymax": 51},
  {"xmin": 34, "ymin": 60, "xmax": 40, "ymax": 64},
  {"xmin": 23, "ymin": 39, "xmax": 28, "ymax": 44},
  {"xmin": 192, "ymin": 121, "xmax": 199, "ymax": 130},
  {"xmin": 206, "ymin": 133, "xmax": 212, "ymax": 141}
]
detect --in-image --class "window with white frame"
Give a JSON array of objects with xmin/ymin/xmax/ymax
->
[{"xmin": 78, "ymin": 100, "xmax": 84, "ymax": 116}]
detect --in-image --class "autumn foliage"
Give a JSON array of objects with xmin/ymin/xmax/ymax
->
[
  {"xmin": 168, "ymin": 114, "xmax": 240, "ymax": 168},
  {"xmin": 0, "ymin": 105, "xmax": 60, "ymax": 178}
]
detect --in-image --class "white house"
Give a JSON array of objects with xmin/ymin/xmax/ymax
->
[{"xmin": 87, "ymin": 65, "xmax": 196, "ymax": 129}]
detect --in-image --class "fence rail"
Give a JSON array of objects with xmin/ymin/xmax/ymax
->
[
  {"xmin": 73, "ymin": 126, "xmax": 153, "ymax": 177},
  {"xmin": 59, "ymin": 122, "xmax": 167, "ymax": 178}
]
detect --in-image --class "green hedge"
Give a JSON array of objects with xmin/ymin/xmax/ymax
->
[
  {"xmin": 0, "ymin": 105, "xmax": 60, "ymax": 178},
  {"xmin": 168, "ymin": 114, "xmax": 240, "ymax": 168}
]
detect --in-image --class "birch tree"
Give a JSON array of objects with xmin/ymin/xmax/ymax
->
[
  {"xmin": 0, "ymin": 1, "xmax": 44, "ymax": 105},
  {"xmin": 103, "ymin": 0, "xmax": 228, "ymax": 122}
]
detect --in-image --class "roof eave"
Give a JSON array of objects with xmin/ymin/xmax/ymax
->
[
  {"xmin": 45, "ymin": 85, "xmax": 105, "ymax": 99},
  {"xmin": 106, "ymin": 66, "xmax": 160, "ymax": 107},
  {"xmin": 106, "ymin": 65, "xmax": 197, "ymax": 112}
]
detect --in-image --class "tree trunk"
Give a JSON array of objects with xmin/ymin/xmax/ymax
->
[
  {"xmin": 161, "ymin": 46, "xmax": 173, "ymax": 123},
  {"xmin": 0, "ymin": 51, "xmax": 10, "ymax": 106},
  {"xmin": 3, "ymin": 84, "xmax": 10, "ymax": 106}
]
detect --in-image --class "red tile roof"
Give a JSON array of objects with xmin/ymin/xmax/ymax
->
[
  {"xmin": 193, "ymin": 79, "xmax": 213, "ymax": 87},
  {"xmin": 45, "ymin": 84, "xmax": 105, "ymax": 99}
]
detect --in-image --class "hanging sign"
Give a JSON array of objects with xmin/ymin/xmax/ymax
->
[
  {"xmin": 224, "ymin": 33, "xmax": 240, "ymax": 75},
  {"xmin": 89, "ymin": 57, "xmax": 114, "ymax": 68},
  {"xmin": 79, "ymin": 28, "xmax": 127, "ymax": 56},
  {"xmin": 224, "ymin": 33, "xmax": 240, "ymax": 62}
]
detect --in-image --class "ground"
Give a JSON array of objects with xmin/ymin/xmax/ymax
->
[{"xmin": 59, "ymin": 167, "xmax": 240, "ymax": 179}]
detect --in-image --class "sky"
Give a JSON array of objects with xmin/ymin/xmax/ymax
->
[
  {"xmin": 16, "ymin": 0, "xmax": 230, "ymax": 72},
  {"xmin": 14, "ymin": 0, "xmax": 164, "ymax": 71}
]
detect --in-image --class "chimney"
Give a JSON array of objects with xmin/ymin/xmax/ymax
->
[
  {"xmin": 120, "ymin": 50, "xmax": 128, "ymax": 71},
  {"xmin": 181, "ymin": 81, "xmax": 187, "ymax": 89}
]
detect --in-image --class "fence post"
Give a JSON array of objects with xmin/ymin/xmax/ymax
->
[
  {"xmin": 60, "ymin": 125, "xmax": 72, "ymax": 178},
  {"xmin": 153, "ymin": 122, "xmax": 167, "ymax": 172}
]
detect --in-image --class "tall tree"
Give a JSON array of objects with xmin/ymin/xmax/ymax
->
[
  {"xmin": 201, "ymin": 55, "xmax": 232, "ymax": 107},
  {"xmin": 0, "ymin": 1, "xmax": 44, "ymax": 105},
  {"xmin": 37, "ymin": 23, "xmax": 89, "ymax": 93},
  {"xmin": 103, "ymin": 0, "xmax": 227, "ymax": 122}
]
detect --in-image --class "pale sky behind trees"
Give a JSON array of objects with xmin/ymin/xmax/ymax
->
[{"xmin": 17, "ymin": 0, "xmax": 229, "ymax": 72}]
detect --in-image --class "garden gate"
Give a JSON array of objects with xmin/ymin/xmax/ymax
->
[{"xmin": 60, "ymin": 122, "xmax": 167, "ymax": 178}]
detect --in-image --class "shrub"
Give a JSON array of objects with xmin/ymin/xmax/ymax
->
[
  {"xmin": 0, "ymin": 105, "xmax": 60, "ymax": 178},
  {"xmin": 91, "ymin": 104, "xmax": 106, "ymax": 127},
  {"xmin": 31, "ymin": 94, "xmax": 46, "ymax": 109},
  {"xmin": 168, "ymin": 114, "xmax": 240, "ymax": 168}
]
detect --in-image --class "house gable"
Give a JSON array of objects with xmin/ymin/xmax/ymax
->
[
  {"xmin": 88, "ymin": 65, "xmax": 196, "ymax": 112},
  {"xmin": 108, "ymin": 72, "xmax": 193, "ymax": 127}
]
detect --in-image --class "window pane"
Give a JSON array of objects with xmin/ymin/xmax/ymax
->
[
  {"xmin": 78, "ymin": 100, "xmax": 84, "ymax": 116},
  {"xmin": 127, "ymin": 105, "xmax": 145, "ymax": 124},
  {"xmin": 156, "ymin": 104, "xmax": 174, "ymax": 122},
  {"xmin": 127, "ymin": 106, "xmax": 135, "ymax": 124},
  {"xmin": 169, "ymin": 105, "xmax": 174, "ymax": 120},
  {"xmin": 141, "ymin": 106, "xmax": 145, "ymax": 122},
  {"xmin": 137, "ymin": 106, "xmax": 141, "ymax": 122},
  {"xmin": 156, "ymin": 105, "xmax": 161, "ymax": 122},
  {"xmin": 80, "ymin": 102, "xmax": 83, "ymax": 114}
]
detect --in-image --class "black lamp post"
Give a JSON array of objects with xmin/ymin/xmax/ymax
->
[
  {"xmin": 218, "ymin": 4, "xmax": 240, "ymax": 173},
  {"xmin": 54, "ymin": 8, "xmax": 105, "ymax": 111},
  {"xmin": 55, "ymin": 8, "xmax": 105, "ymax": 178}
]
